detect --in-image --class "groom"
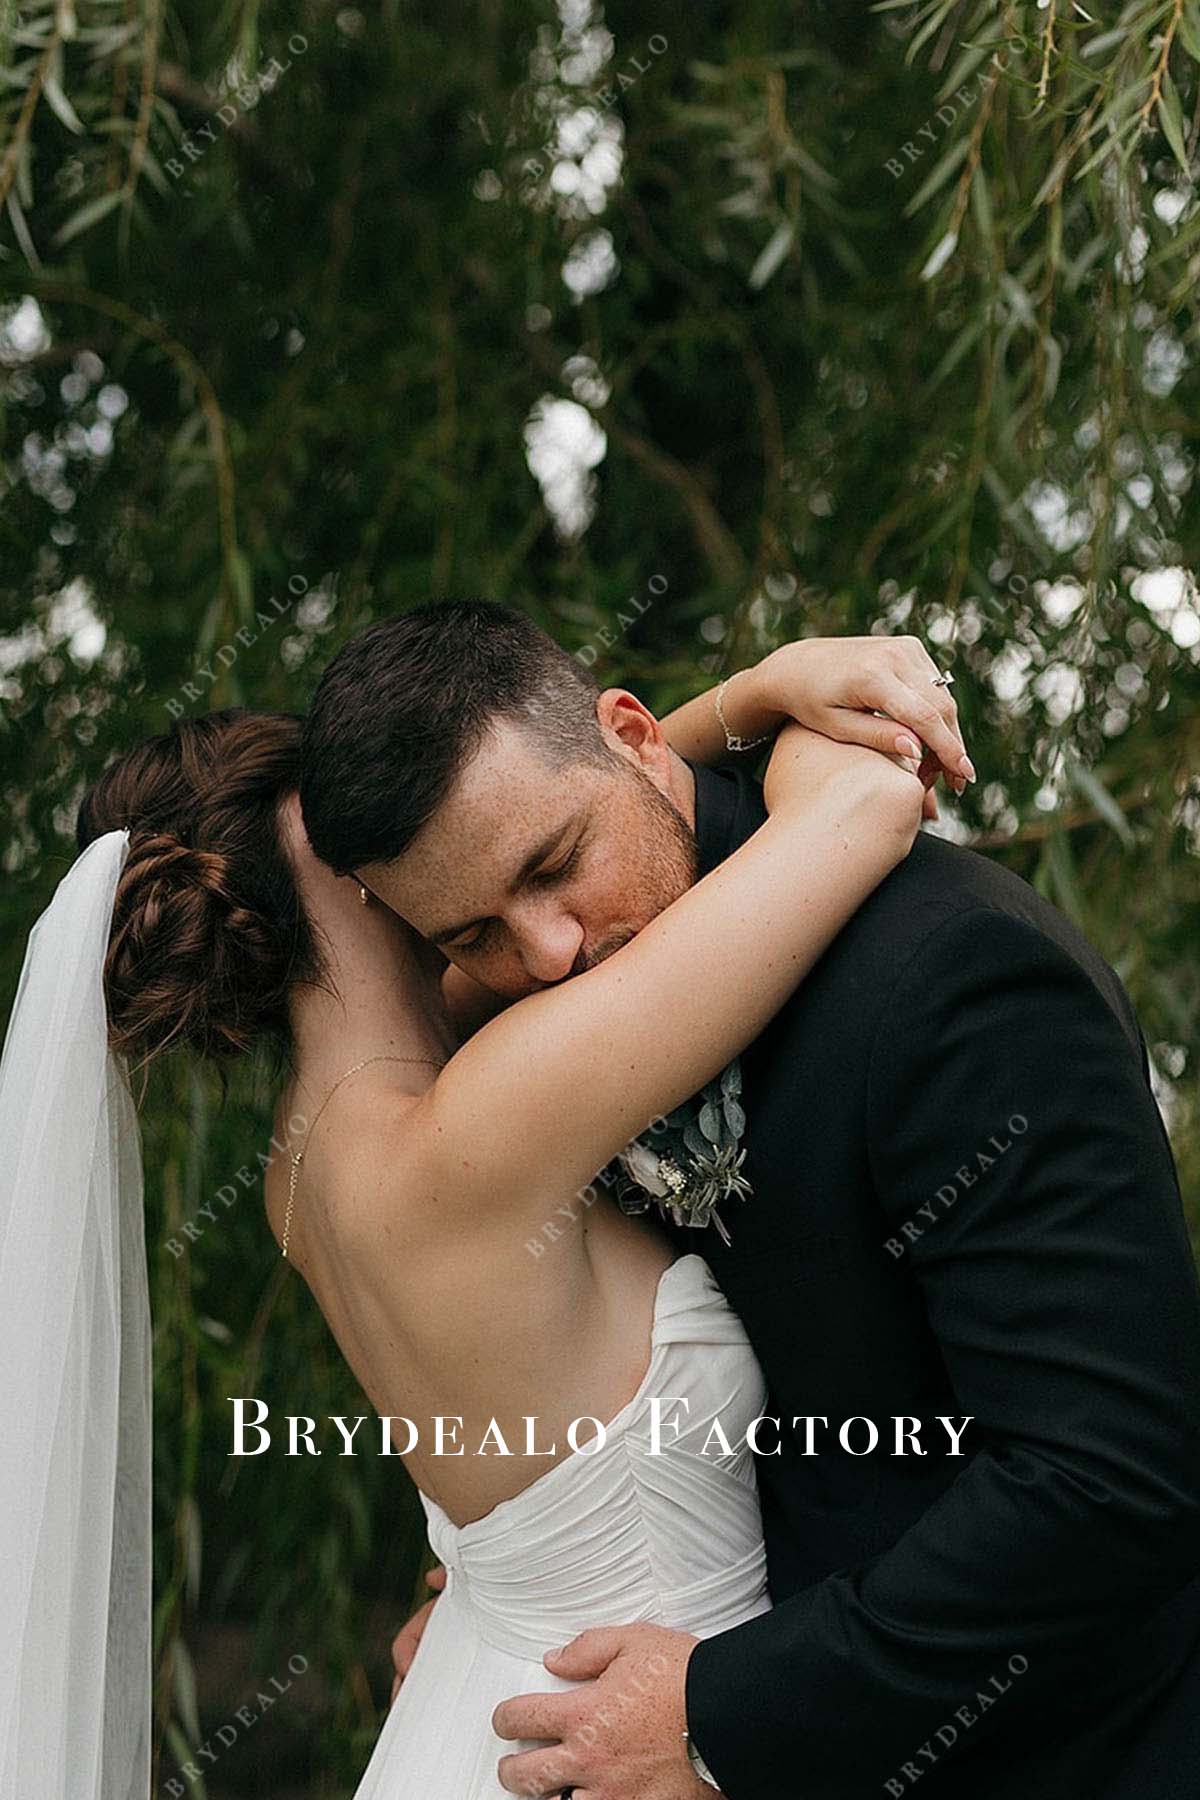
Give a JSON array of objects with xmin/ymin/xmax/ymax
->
[{"xmin": 299, "ymin": 600, "xmax": 1200, "ymax": 1800}]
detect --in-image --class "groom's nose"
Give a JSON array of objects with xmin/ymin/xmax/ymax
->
[{"xmin": 510, "ymin": 905, "xmax": 586, "ymax": 987}]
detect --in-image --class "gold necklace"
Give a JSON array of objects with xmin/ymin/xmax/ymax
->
[{"xmin": 280, "ymin": 1054, "xmax": 443, "ymax": 1259}]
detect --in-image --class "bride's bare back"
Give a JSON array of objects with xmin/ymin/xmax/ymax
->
[{"xmin": 263, "ymin": 1072, "xmax": 673, "ymax": 1525}]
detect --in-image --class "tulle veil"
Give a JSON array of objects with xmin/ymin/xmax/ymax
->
[{"xmin": 0, "ymin": 829, "xmax": 152, "ymax": 1798}]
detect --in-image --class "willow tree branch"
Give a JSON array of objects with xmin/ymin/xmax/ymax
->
[
  {"xmin": 0, "ymin": 26, "xmax": 63, "ymax": 213},
  {"xmin": 1136, "ymin": 0, "xmax": 1186, "ymax": 128},
  {"xmin": 28, "ymin": 280, "xmax": 241, "ymax": 618},
  {"xmin": 122, "ymin": 0, "xmax": 161, "ymax": 212}
]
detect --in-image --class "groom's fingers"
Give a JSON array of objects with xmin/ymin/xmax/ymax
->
[
  {"xmin": 492, "ymin": 1688, "xmax": 580, "ymax": 1744},
  {"xmin": 543, "ymin": 1627, "xmax": 627, "ymax": 1680},
  {"xmin": 495, "ymin": 1745, "xmax": 581, "ymax": 1795}
]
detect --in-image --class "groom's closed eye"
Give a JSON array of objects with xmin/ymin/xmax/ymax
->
[
  {"xmin": 432, "ymin": 830, "xmax": 587, "ymax": 952},
  {"xmin": 535, "ymin": 840, "xmax": 583, "ymax": 886},
  {"xmin": 446, "ymin": 920, "xmax": 493, "ymax": 953}
]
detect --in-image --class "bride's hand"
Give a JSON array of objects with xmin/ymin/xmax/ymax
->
[
  {"xmin": 390, "ymin": 1564, "xmax": 447, "ymax": 1702},
  {"xmin": 737, "ymin": 635, "xmax": 974, "ymax": 799},
  {"xmin": 762, "ymin": 722, "xmax": 926, "ymax": 858}
]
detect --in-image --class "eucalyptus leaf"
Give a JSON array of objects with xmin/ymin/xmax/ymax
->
[
  {"xmin": 683, "ymin": 1121, "xmax": 709, "ymax": 1159},
  {"xmin": 698, "ymin": 1100, "xmax": 723, "ymax": 1144}
]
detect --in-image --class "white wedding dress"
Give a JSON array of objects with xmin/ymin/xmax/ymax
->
[{"xmin": 351, "ymin": 1252, "xmax": 772, "ymax": 1798}]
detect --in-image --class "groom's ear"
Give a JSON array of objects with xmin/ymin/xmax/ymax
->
[{"xmin": 595, "ymin": 689, "xmax": 671, "ymax": 782}]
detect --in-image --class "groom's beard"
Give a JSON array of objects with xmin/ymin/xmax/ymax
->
[{"xmin": 568, "ymin": 766, "xmax": 698, "ymax": 977}]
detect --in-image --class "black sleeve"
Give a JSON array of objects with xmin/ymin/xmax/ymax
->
[{"xmin": 685, "ymin": 905, "xmax": 1200, "ymax": 1800}]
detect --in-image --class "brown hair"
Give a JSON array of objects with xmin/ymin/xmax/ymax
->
[
  {"xmin": 77, "ymin": 710, "xmax": 320, "ymax": 1064},
  {"xmin": 301, "ymin": 599, "xmax": 607, "ymax": 874}
]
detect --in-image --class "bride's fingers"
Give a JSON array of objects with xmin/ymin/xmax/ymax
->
[
  {"xmin": 861, "ymin": 670, "xmax": 973, "ymax": 782},
  {"xmin": 391, "ymin": 1594, "xmax": 438, "ymax": 1685},
  {"xmin": 896, "ymin": 644, "xmax": 968, "ymax": 760},
  {"xmin": 895, "ymin": 634, "xmax": 961, "ymax": 717},
  {"xmin": 822, "ymin": 707, "xmax": 961, "ymax": 804},
  {"xmin": 917, "ymin": 746, "xmax": 944, "ymax": 789},
  {"xmin": 821, "ymin": 706, "xmax": 926, "ymax": 761}
]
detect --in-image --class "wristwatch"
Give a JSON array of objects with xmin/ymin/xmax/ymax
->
[{"xmin": 683, "ymin": 1728, "xmax": 722, "ymax": 1790}]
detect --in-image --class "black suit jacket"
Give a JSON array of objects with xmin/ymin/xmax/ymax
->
[{"xmin": 680, "ymin": 761, "xmax": 1200, "ymax": 1800}]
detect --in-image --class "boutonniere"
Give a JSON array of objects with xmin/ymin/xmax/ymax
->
[{"xmin": 608, "ymin": 1058, "xmax": 753, "ymax": 1247}]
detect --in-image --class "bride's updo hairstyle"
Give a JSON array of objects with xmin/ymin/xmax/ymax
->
[{"xmin": 76, "ymin": 710, "xmax": 320, "ymax": 1064}]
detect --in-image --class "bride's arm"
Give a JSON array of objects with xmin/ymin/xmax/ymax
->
[
  {"xmin": 440, "ymin": 963, "xmax": 509, "ymax": 1038},
  {"xmin": 661, "ymin": 635, "xmax": 974, "ymax": 791},
  {"xmin": 414, "ymin": 727, "xmax": 923, "ymax": 1211}
]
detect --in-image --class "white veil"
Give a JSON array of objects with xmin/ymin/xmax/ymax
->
[{"xmin": 0, "ymin": 829, "xmax": 152, "ymax": 1799}]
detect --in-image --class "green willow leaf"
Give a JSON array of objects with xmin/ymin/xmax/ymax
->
[
  {"xmin": 747, "ymin": 218, "xmax": 795, "ymax": 289},
  {"xmin": 1067, "ymin": 760, "xmax": 1137, "ymax": 847},
  {"xmin": 1157, "ymin": 73, "xmax": 1191, "ymax": 176},
  {"xmin": 903, "ymin": 135, "xmax": 970, "ymax": 217},
  {"xmin": 1179, "ymin": 2, "xmax": 1200, "ymax": 62},
  {"xmin": 920, "ymin": 228, "xmax": 959, "ymax": 280},
  {"xmin": 53, "ymin": 187, "xmax": 121, "ymax": 245}
]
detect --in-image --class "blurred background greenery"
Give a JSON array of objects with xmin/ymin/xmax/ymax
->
[{"xmin": 1, "ymin": 0, "xmax": 1198, "ymax": 1792}]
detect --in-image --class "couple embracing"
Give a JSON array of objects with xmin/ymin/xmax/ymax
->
[{"xmin": 3, "ymin": 601, "xmax": 1198, "ymax": 1800}]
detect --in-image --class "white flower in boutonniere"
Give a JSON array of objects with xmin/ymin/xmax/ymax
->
[{"xmin": 609, "ymin": 1058, "xmax": 753, "ymax": 1247}]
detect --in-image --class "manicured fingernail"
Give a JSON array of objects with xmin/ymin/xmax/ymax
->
[
  {"xmin": 959, "ymin": 756, "xmax": 976, "ymax": 781},
  {"xmin": 897, "ymin": 735, "xmax": 921, "ymax": 759}
]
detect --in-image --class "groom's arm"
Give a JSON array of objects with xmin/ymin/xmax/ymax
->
[{"xmin": 685, "ymin": 904, "xmax": 1200, "ymax": 1800}]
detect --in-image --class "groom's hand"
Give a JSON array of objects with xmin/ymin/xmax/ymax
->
[{"xmin": 493, "ymin": 1622, "xmax": 720, "ymax": 1798}]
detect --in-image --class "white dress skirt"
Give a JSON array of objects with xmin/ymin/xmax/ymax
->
[{"xmin": 351, "ymin": 1253, "xmax": 773, "ymax": 1798}]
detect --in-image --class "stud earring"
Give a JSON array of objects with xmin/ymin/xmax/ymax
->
[{"xmin": 359, "ymin": 884, "xmax": 369, "ymax": 906}]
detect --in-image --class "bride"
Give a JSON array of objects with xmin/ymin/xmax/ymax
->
[{"xmin": 0, "ymin": 631, "xmax": 954, "ymax": 1800}]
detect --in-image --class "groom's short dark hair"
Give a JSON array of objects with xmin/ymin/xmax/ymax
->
[{"xmin": 300, "ymin": 600, "xmax": 609, "ymax": 873}]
